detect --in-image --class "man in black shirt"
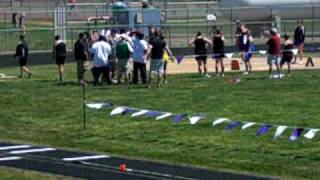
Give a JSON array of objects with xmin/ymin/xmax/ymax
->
[
  {"xmin": 14, "ymin": 35, "xmax": 31, "ymax": 78},
  {"xmin": 74, "ymin": 32, "xmax": 89, "ymax": 85},
  {"xmin": 146, "ymin": 30, "xmax": 173, "ymax": 88}
]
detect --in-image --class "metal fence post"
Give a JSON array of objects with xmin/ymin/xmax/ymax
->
[
  {"xmin": 186, "ymin": 7, "xmax": 190, "ymax": 44},
  {"xmin": 312, "ymin": 6, "xmax": 315, "ymax": 40},
  {"xmin": 5, "ymin": 11, "xmax": 8, "ymax": 52}
]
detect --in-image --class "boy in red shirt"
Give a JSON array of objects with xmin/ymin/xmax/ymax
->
[{"xmin": 267, "ymin": 28, "xmax": 281, "ymax": 79}]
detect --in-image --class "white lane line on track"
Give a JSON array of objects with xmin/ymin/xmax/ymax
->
[
  {"xmin": 9, "ymin": 148, "xmax": 56, "ymax": 154},
  {"xmin": 63, "ymin": 155, "xmax": 110, "ymax": 161},
  {"xmin": 0, "ymin": 156, "xmax": 22, "ymax": 161},
  {"xmin": 0, "ymin": 145, "xmax": 31, "ymax": 151}
]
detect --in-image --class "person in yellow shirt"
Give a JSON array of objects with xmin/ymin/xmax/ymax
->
[{"xmin": 162, "ymin": 43, "xmax": 174, "ymax": 84}]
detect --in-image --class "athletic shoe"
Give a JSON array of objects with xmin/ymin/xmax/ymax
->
[
  {"xmin": 243, "ymin": 71, "xmax": 249, "ymax": 75},
  {"xmin": 221, "ymin": 74, "xmax": 225, "ymax": 77},
  {"xmin": 205, "ymin": 74, "xmax": 211, "ymax": 78},
  {"xmin": 269, "ymin": 75, "xmax": 273, "ymax": 79}
]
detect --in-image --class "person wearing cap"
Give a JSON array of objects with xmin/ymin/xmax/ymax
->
[
  {"xmin": 53, "ymin": 35, "xmax": 67, "ymax": 82},
  {"xmin": 91, "ymin": 35, "xmax": 112, "ymax": 85},
  {"xmin": 14, "ymin": 34, "xmax": 31, "ymax": 78},
  {"xmin": 280, "ymin": 34, "xmax": 294, "ymax": 76},
  {"xmin": 267, "ymin": 28, "xmax": 281, "ymax": 79},
  {"xmin": 188, "ymin": 31, "xmax": 212, "ymax": 77},
  {"xmin": 116, "ymin": 34, "xmax": 134, "ymax": 86}
]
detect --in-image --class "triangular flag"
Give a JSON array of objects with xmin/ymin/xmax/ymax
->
[
  {"xmin": 110, "ymin": 107, "xmax": 126, "ymax": 116},
  {"xmin": 291, "ymin": 49, "xmax": 299, "ymax": 56},
  {"xmin": 86, "ymin": 103, "xmax": 104, "ymax": 109},
  {"xmin": 146, "ymin": 111, "xmax": 162, "ymax": 118},
  {"xmin": 225, "ymin": 53, "xmax": 233, "ymax": 60},
  {"xmin": 189, "ymin": 116, "xmax": 205, "ymax": 125},
  {"xmin": 258, "ymin": 50, "xmax": 267, "ymax": 55},
  {"xmin": 156, "ymin": 112, "xmax": 172, "ymax": 120},
  {"xmin": 256, "ymin": 125, "xmax": 272, "ymax": 136},
  {"xmin": 176, "ymin": 56, "xmax": 184, "ymax": 65},
  {"xmin": 212, "ymin": 118, "xmax": 230, "ymax": 126},
  {"xmin": 241, "ymin": 122, "xmax": 256, "ymax": 130},
  {"xmin": 304, "ymin": 129, "xmax": 319, "ymax": 139},
  {"xmin": 122, "ymin": 108, "xmax": 137, "ymax": 116},
  {"xmin": 173, "ymin": 114, "xmax": 187, "ymax": 123},
  {"xmin": 225, "ymin": 121, "xmax": 241, "ymax": 131},
  {"xmin": 289, "ymin": 128, "xmax": 304, "ymax": 141},
  {"xmin": 273, "ymin": 126, "xmax": 288, "ymax": 139},
  {"xmin": 131, "ymin": 110, "xmax": 149, "ymax": 117}
]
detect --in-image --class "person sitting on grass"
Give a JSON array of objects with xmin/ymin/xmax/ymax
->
[
  {"xmin": 53, "ymin": 35, "xmax": 67, "ymax": 82},
  {"xmin": 266, "ymin": 28, "xmax": 281, "ymax": 79},
  {"xmin": 14, "ymin": 34, "xmax": 32, "ymax": 78},
  {"xmin": 212, "ymin": 29, "xmax": 225, "ymax": 77},
  {"xmin": 146, "ymin": 30, "xmax": 174, "ymax": 88},
  {"xmin": 74, "ymin": 32, "xmax": 89, "ymax": 85},
  {"xmin": 91, "ymin": 36, "xmax": 112, "ymax": 85},
  {"xmin": 280, "ymin": 34, "xmax": 294, "ymax": 77},
  {"xmin": 188, "ymin": 31, "xmax": 212, "ymax": 77},
  {"xmin": 116, "ymin": 34, "xmax": 134, "ymax": 86}
]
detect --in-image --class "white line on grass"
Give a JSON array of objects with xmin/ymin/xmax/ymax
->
[{"xmin": 63, "ymin": 155, "xmax": 110, "ymax": 161}]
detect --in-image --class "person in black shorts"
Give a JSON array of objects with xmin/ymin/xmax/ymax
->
[
  {"xmin": 280, "ymin": 34, "xmax": 294, "ymax": 76},
  {"xmin": 212, "ymin": 29, "xmax": 225, "ymax": 77},
  {"xmin": 188, "ymin": 31, "xmax": 212, "ymax": 77},
  {"xmin": 14, "ymin": 34, "xmax": 32, "ymax": 78},
  {"xmin": 53, "ymin": 35, "xmax": 67, "ymax": 82}
]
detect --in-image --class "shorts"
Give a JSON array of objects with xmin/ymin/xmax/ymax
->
[
  {"xmin": 76, "ymin": 60, "xmax": 90, "ymax": 78},
  {"xmin": 195, "ymin": 55, "xmax": 207, "ymax": 64},
  {"xmin": 56, "ymin": 56, "xmax": 66, "ymax": 65},
  {"xmin": 109, "ymin": 56, "xmax": 117, "ymax": 71},
  {"xmin": 19, "ymin": 57, "xmax": 27, "ymax": 66},
  {"xmin": 280, "ymin": 55, "xmax": 293, "ymax": 65},
  {"xmin": 294, "ymin": 40, "xmax": 304, "ymax": 47},
  {"xmin": 267, "ymin": 55, "xmax": 280, "ymax": 65},
  {"xmin": 117, "ymin": 59, "xmax": 132, "ymax": 75},
  {"xmin": 150, "ymin": 59, "xmax": 164, "ymax": 74}
]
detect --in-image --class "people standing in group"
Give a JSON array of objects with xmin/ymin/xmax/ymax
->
[
  {"xmin": 280, "ymin": 34, "xmax": 294, "ymax": 76},
  {"xmin": 116, "ymin": 34, "xmax": 134, "ymax": 86},
  {"xmin": 53, "ymin": 35, "xmax": 67, "ymax": 82},
  {"xmin": 14, "ymin": 34, "xmax": 31, "ymax": 78},
  {"xmin": 91, "ymin": 35, "xmax": 112, "ymax": 85},
  {"xmin": 238, "ymin": 25, "xmax": 253, "ymax": 74},
  {"xmin": 146, "ymin": 30, "xmax": 174, "ymax": 88},
  {"xmin": 267, "ymin": 28, "xmax": 281, "ymax": 79},
  {"xmin": 293, "ymin": 20, "xmax": 305, "ymax": 64},
  {"xmin": 212, "ymin": 29, "xmax": 225, "ymax": 77},
  {"xmin": 132, "ymin": 31, "xmax": 148, "ymax": 84},
  {"xmin": 74, "ymin": 32, "xmax": 89, "ymax": 85},
  {"xmin": 188, "ymin": 31, "xmax": 212, "ymax": 77}
]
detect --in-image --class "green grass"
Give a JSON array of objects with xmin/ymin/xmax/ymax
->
[
  {"xmin": 0, "ymin": 167, "xmax": 78, "ymax": 180},
  {"xmin": 0, "ymin": 63, "xmax": 320, "ymax": 179}
]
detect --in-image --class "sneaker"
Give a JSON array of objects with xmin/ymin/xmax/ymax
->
[
  {"xmin": 243, "ymin": 71, "xmax": 249, "ymax": 75},
  {"xmin": 164, "ymin": 80, "xmax": 168, "ymax": 84},
  {"xmin": 111, "ymin": 79, "xmax": 118, "ymax": 84},
  {"xmin": 221, "ymin": 74, "xmax": 225, "ymax": 77},
  {"xmin": 298, "ymin": 61, "xmax": 304, "ymax": 65},
  {"xmin": 205, "ymin": 74, "xmax": 211, "ymax": 78},
  {"xmin": 269, "ymin": 75, "xmax": 273, "ymax": 79}
]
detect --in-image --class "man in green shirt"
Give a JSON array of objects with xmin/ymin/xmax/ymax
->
[{"xmin": 116, "ymin": 34, "xmax": 134, "ymax": 86}]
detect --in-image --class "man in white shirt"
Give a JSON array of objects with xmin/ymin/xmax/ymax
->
[
  {"xmin": 132, "ymin": 32, "xmax": 148, "ymax": 84},
  {"xmin": 91, "ymin": 35, "xmax": 112, "ymax": 85}
]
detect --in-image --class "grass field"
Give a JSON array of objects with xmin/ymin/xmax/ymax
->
[{"xmin": 0, "ymin": 63, "xmax": 320, "ymax": 179}]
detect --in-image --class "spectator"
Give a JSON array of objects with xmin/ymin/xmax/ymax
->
[
  {"xmin": 12, "ymin": 12, "xmax": 17, "ymax": 34},
  {"xmin": 146, "ymin": 30, "xmax": 173, "ymax": 88},
  {"xmin": 14, "ymin": 34, "xmax": 31, "ymax": 78},
  {"xmin": 212, "ymin": 29, "xmax": 225, "ymax": 77},
  {"xmin": 280, "ymin": 34, "xmax": 294, "ymax": 76},
  {"xmin": 188, "ymin": 31, "xmax": 212, "ymax": 77},
  {"xmin": 267, "ymin": 28, "xmax": 281, "ymax": 79},
  {"xmin": 161, "ymin": 34, "xmax": 174, "ymax": 84},
  {"xmin": 53, "ymin": 35, "xmax": 67, "ymax": 82},
  {"xmin": 18, "ymin": 12, "xmax": 26, "ymax": 35},
  {"xmin": 74, "ymin": 32, "xmax": 89, "ymax": 85},
  {"xmin": 91, "ymin": 35, "xmax": 112, "ymax": 85},
  {"xmin": 238, "ymin": 26, "xmax": 254, "ymax": 74},
  {"xmin": 132, "ymin": 31, "xmax": 148, "ymax": 84},
  {"xmin": 116, "ymin": 34, "xmax": 134, "ymax": 86},
  {"xmin": 108, "ymin": 28, "xmax": 121, "ymax": 83},
  {"xmin": 293, "ymin": 20, "xmax": 305, "ymax": 64}
]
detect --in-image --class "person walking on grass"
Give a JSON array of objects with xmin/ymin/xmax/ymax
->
[
  {"xmin": 188, "ymin": 31, "xmax": 212, "ymax": 77},
  {"xmin": 74, "ymin": 32, "xmax": 89, "ymax": 85},
  {"xmin": 267, "ymin": 28, "xmax": 281, "ymax": 79},
  {"xmin": 91, "ymin": 36, "xmax": 112, "ymax": 85},
  {"xmin": 293, "ymin": 20, "xmax": 305, "ymax": 64},
  {"xmin": 116, "ymin": 34, "xmax": 134, "ymax": 86},
  {"xmin": 132, "ymin": 31, "xmax": 148, "ymax": 84},
  {"xmin": 161, "ymin": 34, "xmax": 174, "ymax": 84},
  {"xmin": 53, "ymin": 35, "xmax": 67, "ymax": 82},
  {"xmin": 146, "ymin": 30, "xmax": 173, "ymax": 88},
  {"xmin": 14, "ymin": 34, "xmax": 31, "ymax": 78},
  {"xmin": 212, "ymin": 29, "xmax": 225, "ymax": 77},
  {"xmin": 280, "ymin": 34, "xmax": 294, "ymax": 76}
]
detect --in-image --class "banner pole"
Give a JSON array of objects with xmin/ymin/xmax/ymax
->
[{"xmin": 82, "ymin": 82, "xmax": 86, "ymax": 130}]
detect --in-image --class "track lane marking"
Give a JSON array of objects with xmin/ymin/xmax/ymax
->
[
  {"xmin": 9, "ymin": 148, "xmax": 56, "ymax": 154},
  {"xmin": 63, "ymin": 155, "xmax": 110, "ymax": 161}
]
